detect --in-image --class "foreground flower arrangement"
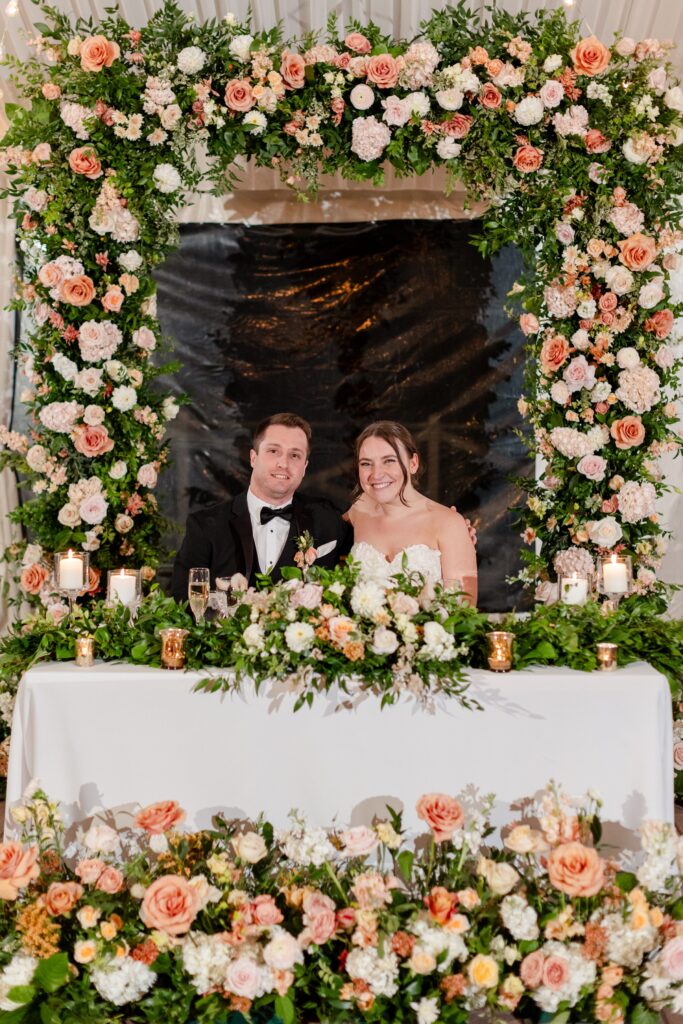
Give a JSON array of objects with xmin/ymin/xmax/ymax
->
[
  {"xmin": 1, "ymin": 782, "xmax": 683, "ymax": 1023},
  {"xmin": 0, "ymin": 4, "xmax": 682, "ymax": 611}
]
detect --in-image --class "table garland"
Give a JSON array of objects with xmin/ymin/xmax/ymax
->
[
  {"xmin": 0, "ymin": 2, "xmax": 682, "ymax": 617},
  {"xmin": 1, "ymin": 781, "xmax": 683, "ymax": 1023}
]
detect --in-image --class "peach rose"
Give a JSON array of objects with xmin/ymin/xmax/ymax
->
[
  {"xmin": 134, "ymin": 800, "xmax": 186, "ymax": 835},
  {"xmin": 513, "ymin": 144, "xmax": 543, "ymax": 173},
  {"xmin": 328, "ymin": 615, "xmax": 356, "ymax": 646},
  {"xmin": 520, "ymin": 949, "xmax": 545, "ymax": 989},
  {"xmin": 95, "ymin": 866, "xmax": 125, "ymax": 894},
  {"xmin": 140, "ymin": 874, "xmax": 199, "ymax": 935},
  {"xmin": 42, "ymin": 82, "xmax": 61, "ymax": 99},
  {"xmin": 571, "ymin": 36, "xmax": 611, "ymax": 77},
  {"xmin": 486, "ymin": 58, "xmax": 504, "ymax": 77},
  {"xmin": 610, "ymin": 415, "xmax": 645, "ymax": 449},
  {"xmin": 599, "ymin": 291, "xmax": 618, "ymax": 312},
  {"xmin": 644, "ymin": 308, "xmax": 674, "ymax": 339},
  {"xmin": 38, "ymin": 262, "xmax": 63, "ymax": 289},
  {"xmin": 224, "ymin": 79, "xmax": 254, "ymax": 112},
  {"xmin": 444, "ymin": 113, "xmax": 473, "ymax": 138},
  {"xmin": 101, "ymin": 285, "xmax": 124, "ymax": 312},
  {"xmin": 251, "ymin": 894, "xmax": 284, "ymax": 927},
  {"xmin": 0, "ymin": 842, "xmax": 40, "ymax": 900},
  {"xmin": 519, "ymin": 313, "xmax": 539, "ymax": 336},
  {"xmin": 366, "ymin": 54, "xmax": 399, "ymax": 89},
  {"xmin": 547, "ymin": 841, "xmax": 605, "ymax": 897},
  {"xmin": 75, "ymin": 858, "xmax": 106, "ymax": 884},
  {"xmin": 20, "ymin": 563, "xmax": 50, "ymax": 595},
  {"xmin": 480, "ymin": 83, "xmax": 502, "ymax": 109},
  {"xmin": 280, "ymin": 51, "xmax": 306, "ymax": 89},
  {"xmin": 618, "ymin": 232, "xmax": 657, "ymax": 271},
  {"xmin": 72, "ymin": 424, "xmax": 114, "ymax": 458},
  {"xmin": 425, "ymin": 886, "xmax": 458, "ymax": 924},
  {"xmin": 540, "ymin": 334, "xmax": 569, "ymax": 374},
  {"xmin": 80, "ymin": 34, "xmax": 121, "ymax": 72},
  {"xmin": 543, "ymin": 954, "xmax": 570, "ymax": 990},
  {"xmin": 45, "ymin": 880, "xmax": 84, "ymax": 916},
  {"xmin": 68, "ymin": 146, "xmax": 102, "ymax": 179},
  {"xmin": 416, "ymin": 793, "xmax": 464, "ymax": 843},
  {"xmin": 344, "ymin": 32, "xmax": 371, "ymax": 54},
  {"xmin": 585, "ymin": 129, "xmax": 611, "ymax": 153},
  {"xmin": 60, "ymin": 275, "xmax": 96, "ymax": 306},
  {"xmin": 302, "ymin": 891, "xmax": 337, "ymax": 946}
]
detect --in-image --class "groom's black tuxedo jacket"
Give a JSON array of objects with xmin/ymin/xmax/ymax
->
[{"xmin": 171, "ymin": 490, "xmax": 352, "ymax": 602}]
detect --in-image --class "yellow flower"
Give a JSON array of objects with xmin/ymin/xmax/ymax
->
[{"xmin": 467, "ymin": 954, "xmax": 499, "ymax": 989}]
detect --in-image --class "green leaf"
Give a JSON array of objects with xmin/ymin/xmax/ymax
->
[
  {"xmin": 5, "ymin": 985, "xmax": 35, "ymax": 1005},
  {"xmin": 40, "ymin": 1005, "xmax": 62, "ymax": 1024},
  {"xmin": 397, "ymin": 849, "xmax": 414, "ymax": 880},
  {"xmin": 34, "ymin": 952, "xmax": 69, "ymax": 993},
  {"xmin": 0, "ymin": 1007, "xmax": 29, "ymax": 1023},
  {"xmin": 631, "ymin": 1002, "xmax": 660, "ymax": 1024},
  {"xmin": 615, "ymin": 871, "xmax": 638, "ymax": 893},
  {"xmin": 669, "ymin": 896, "xmax": 683, "ymax": 919},
  {"xmin": 274, "ymin": 993, "xmax": 295, "ymax": 1024}
]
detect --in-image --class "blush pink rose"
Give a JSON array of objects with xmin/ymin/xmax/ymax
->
[
  {"xmin": 542, "ymin": 955, "xmax": 570, "ymax": 991},
  {"xmin": 577, "ymin": 454, "xmax": 607, "ymax": 480},
  {"xmin": 585, "ymin": 129, "xmax": 611, "ymax": 153},
  {"xmin": 0, "ymin": 842, "xmax": 40, "ymax": 900},
  {"xmin": 290, "ymin": 583, "xmax": 323, "ymax": 610},
  {"xmin": 42, "ymin": 82, "xmax": 61, "ymax": 99},
  {"xmin": 480, "ymin": 83, "xmax": 502, "ymax": 109},
  {"xmin": 251, "ymin": 894, "xmax": 284, "ymax": 927},
  {"xmin": 38, "ymin": 262, "xmax": 63, "ymax": 289},
  {"xmin": 416, "ymin": 793, "xmax": 464, "ymax": 843},
  {"xmin": 72, "ymin": 424, "xmax": 114, "ymax": 458},
  {"xmin": 134, "ymin": 800, "xmax": 186, "ymax": 835},
  {"xmin": 444, "ymin": 113, "xmax": 473, "ymax": 138},
  {"xmin": 520, "ymin": 950, "xmax": 545, "ymax": 989},
  {"xmin": 661, "ymin": 937, "xmax": 683, "ymax": 981},
  {"xmin": 68, "ymin": 146, "xmax": 102, "ymax": 179},
  {"xmin": 344, "ymin": 32, "xmax": 371, "ymax": 54},
  {"xmin": 674, "ymin": 742, "xmax": 683, "ymax": 769},
  {"xmin": 644, "ymin": 308, "xmax": 674, "ymax": 339},
  {"xmin": 366, "ymin": 54, "xmax": 399, "ymax": 89},
  {"xmin": 20, "ymin": 563, "xmax": 50, "ymax": 595},
  {"xmin": 225, "ymin": 956, "xmax": 263, "ymax": 999},
  {"xmin": 280, "ymin": 51, "xmax": 306, "ymax": 89},
  {"xmin": 519, "ymin": 313, "xmax": 539, "ymax": 336},
  {"xmin": 44, "ymin": 880, "xmax": 84, "ymax": 916},
  {"xmin": 75, "ymin": 858, "xmax": 106, "ymax": 884},
  {"xmin": 302, "ymin": 891, "xmax": 337, "ymax": 946},
  {"xmin": 224, "ymin": 79, "xmax": 254, "ymax": 112},
  {"xmin": 101, "ymin": 285, "xmax": 124, "ymax": 312},
  {"xmin": 140, "ymin": 874, "xmax": 199, "ymax": 935},
  {"xmin": 547, "ymin": 841, "xmax": 605, "ymax": 897},
  {"xmin": 95, "ymin": 866, "xmax": 125, "ymax": 894},
  {"xmin": 599, "ymin": 291, "xmax": 617, "ymax": 312},
  {"xmin": 618, "ymin": 232, "xmax": 657, "ymax": 271},
  {"xmin": 80, "ymin": 35, "xmax": 120, "ymax": 72},
  {"xmin": 513, "ymin": 144, "xmax": 543, "ymax": 173},
  {"xmin": 60, "ymin": 275, "xmax": 96, "ymax": 306},
  {"xmin": 610, "ymin": 415, "xmax": 645, "ymax": 449},
  {"xmin": 540, "ymin": 334, "xmax": 569, "ymax": 374},
  {"xmin": 340, "ymin": 826, "xmax": 379, "ymax": 857}
]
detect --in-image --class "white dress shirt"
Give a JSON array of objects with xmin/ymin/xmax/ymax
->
[{"xmin": 247, "ymin": 489, "xmax": 293, "ymax": 573}]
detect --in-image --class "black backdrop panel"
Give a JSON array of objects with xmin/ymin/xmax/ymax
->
[{"xmin": 154, "ymin": 220, "xmax": 531, "ymax": 610}]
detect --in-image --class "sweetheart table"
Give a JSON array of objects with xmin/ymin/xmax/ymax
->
[{"xmin": 4, "ymin": 660, "xmax": 673, "ymax": 838}]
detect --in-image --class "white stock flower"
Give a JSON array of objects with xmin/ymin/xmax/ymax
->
[
  {"xmin": 500, "ymin": 894, "xmax": 539, "ymax": 940},
  {"xmin": 153, "ymin": 163, "xmax": 182, "ymax": 193}
]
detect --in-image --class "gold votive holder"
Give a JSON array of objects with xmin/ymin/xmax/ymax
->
[
  {"xmin": 486, "ymin": 631, "xmax": 515, "ymax": 672},
  {"xmin": 596, "ymin": 641, "xmax": 618, "ymax": 671},
  {"xmin": 75, "ymin": 636, "xmax": 95, "ymax": 667},
  {"xmin": 159, "ymin": 628, "xmax": 189, "ymax": 670}
]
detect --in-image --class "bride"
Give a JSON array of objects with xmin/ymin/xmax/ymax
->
[{"xmin": 345, "ymin": 421, "xmax": 478, "ymax": 606}]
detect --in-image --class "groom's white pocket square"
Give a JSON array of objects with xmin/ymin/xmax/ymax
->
[{"xmin": 316, "ymin": 540, "xmax": 337, "ymax": 557}]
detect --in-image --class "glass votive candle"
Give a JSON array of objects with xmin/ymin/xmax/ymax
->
[
  {"xmin": 596, "ymin": 642, "xmax": 619, "ymax": 671},
  {"xmin": 558, "ymin": 572, "xmax": 591, "ymax": 606},
  {"xmin": 486, "ymin": 631, "xmax": 515, "ymax": 672},
  {"xmin": 159, "ymin": 628, "xmax": 189, "ymax": 670},
  {"xmin": 54, "ymin": 550, "xmax": 89, "ymax": 592},
  {"xmin": 75, "ymin": 636, "xmax": 95, "ymax": 667},
  {"xmin": 598, "ymin": 554, "xmax": 632, "ymax": 597},
  {"xmin": 107, "ymin": 568, "xmax": 141, "ymax": 608}
]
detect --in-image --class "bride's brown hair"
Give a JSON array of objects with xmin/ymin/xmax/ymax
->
[{"xmin": 353, "ymin": 421, "xmax": 422, "ymax": 505}]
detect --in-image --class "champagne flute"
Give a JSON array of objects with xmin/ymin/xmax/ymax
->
[{"xmin": 188, "ymin": 567, "xmax": 210, "ymax": 624}]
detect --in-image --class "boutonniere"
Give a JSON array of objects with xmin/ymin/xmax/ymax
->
[{"xmin": 294, "ymin": 530, "xmax": 318, "ymax": 575}]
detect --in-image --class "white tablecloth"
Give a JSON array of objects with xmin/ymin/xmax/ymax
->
[{"xmin": 5, "ymin": 661, "xmax": 673, "ymax": 837}]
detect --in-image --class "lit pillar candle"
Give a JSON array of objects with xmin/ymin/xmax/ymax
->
[
  {"xmin": 110, "ymin": 569, "xmax": 137, "ymax": 606},
  {"xmin": 603, "ymin": 557, "xmax": 628, "ymax": 594},
  {"xmin": 59, "ymin": 550, "xmax": 84, "ymax": 590},
  {"xmin": 561, "ymin": 574, "xmax": 588, "ymax": 605}
]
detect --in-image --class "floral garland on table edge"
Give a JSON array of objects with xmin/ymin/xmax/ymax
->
[
  {"xmin": 1, "ymin": 782, "xmax": 683, "ymax": 1023},
  {"xmin": 0, "ymin": 4, "xmax": 680, "ymax": 617}
]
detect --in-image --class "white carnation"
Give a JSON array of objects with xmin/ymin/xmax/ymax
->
[
  {"xmin": 617, "ymin": 347, "xmax": 641, "ymax": 369},
  {"xmin": 514, "ymin": 96, "xmax": 544, "ymax": 125},
  {"xmin": 177, "ymin": 46, "xmax": 206, "ymax": 74},
  {"xmin": 153, "ymin": 163, "xmax": 182, "ymax": 193},
  {"xmin": 111, "ymin": 385, "xmax": 138, "ymax": 412}
]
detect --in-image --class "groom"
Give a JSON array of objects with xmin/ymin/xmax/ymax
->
[{"xmin": 171, "ymin": 413, "xmax": 352, "ymax": 600}]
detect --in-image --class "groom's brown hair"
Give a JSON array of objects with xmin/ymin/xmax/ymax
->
[
  {"xmin": 353, "ymin": 421, "xmax": 422, "ymax": 505},
  {"xmin": 252, "ymin": 413, "xmax": 312, "ymax": 454}
]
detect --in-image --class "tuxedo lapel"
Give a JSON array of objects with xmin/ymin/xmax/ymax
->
[
  {"xmin": 231, "ymin": 491, "xmax": 256, "ymax": 581},
  {"xmin": 274, "ymin": 497, "xmax": 313, "ymax": 576}
]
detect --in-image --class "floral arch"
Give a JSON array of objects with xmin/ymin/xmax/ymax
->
[{"xmin": 0, "ymin": 1, "xmax": 682, "ymax": 612}]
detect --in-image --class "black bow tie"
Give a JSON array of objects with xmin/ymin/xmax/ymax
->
[{"xmin": 260, "ymin": 504, "xmax": 294, "ymax": 525}]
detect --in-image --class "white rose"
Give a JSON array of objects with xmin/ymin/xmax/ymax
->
[
  {"xmin": 435, "ymin": 87, "xmax": 463, "ymax": 111},
  {"xmin": 477, "ymin": 856, "xmax": 519, "ymax": 896},
  {"xmin": 436, "ymin": 137, "xmax": 461, "ymax": 160},
  {"xmin": 114, "ymin": 514, "xmax": 134, "ymax": 534},
  {"xmin": 177, "ymin": 45, "xmax": 206, "ymax": 75},
  {"xmin": 243, "ymin": 623, "xmax": 265, "ymax": 650},
  {"xmin": 665, "ymin": 86, "xmax": 683, "ymax": 111},
  {"xmin": 162, "ymin": 397, "xmax": 179, "ymax": 420},
  {"xmin": 655, "ymin": 345, "xmax": 674, "ymax": 369},
  {"xmin": 57, "ymin": 502, "xmax": 81, "ymax": 527},
  {"xmin": 638, "ymin": 282, "xmax": 665, "ymax": 308},
  {"xmin": 80, "ymin": 493, "xmax": 108, "ymax": 525},
  {"xmin": 229, "ymin": 34, "xmax": 253, "ymax": 62},
  {"xmin": 605, "ymin": 265, "xmax": 634, "ymax": 295},
  {"xmin": 84, "ymin": 823, "xmax": 118, "ymax": 853},
  {"xmin": 284, "ymin": 620, "xmax": 315, "ymax": 653},
  {"xmin": 263, "ymin": 930, "xmax": 303, "ymax": 971},
  {"xmin": 616, "ymin": 347, "xmax": 640, "ymax": 369},
  {"xmin": 514, "ymin": 96, "xmax": 544, "ymax": 125},
  {"xmin": 232, "ymin": 831, "xmax": 268, "ymax": 863},
  {"xmin": 350, "ymin": 84, "xmax": 375, "ymax": 110},
  {"xmin": 623, "ymin": 138, "xmax": 650, "ymax": 164},
  {"xmin": 109, "ymin": 460, "xmax": 127, "ymax": 480},
  {"xmin": 587, "ymin": 516, "xmax": 623, "ymax": 549},
  {"xmin": 371, "ymin": 626, "xmax": 399, "ymax": 655},
  {"xmin": 112, "ymin": 385, "xmax": 138, "ymax": 412},
  {"xmin": 224, "ymin": 957, "xmax": 264, "ymax": 1001}
]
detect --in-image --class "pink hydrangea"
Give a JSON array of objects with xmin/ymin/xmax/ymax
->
[
  {"xmin": 351, "ymin": 116, "xmax": 391, "ymax": 161},
  {"xmin": 554, "ymin": 546, "xmax": 596, "ymax": 576},
  {"xmin": 617, "ymin": 480, "xmax": 657, "ymax": 523}
]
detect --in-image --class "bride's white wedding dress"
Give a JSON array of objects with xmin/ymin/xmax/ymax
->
[{"xmin": 350, "ymin": 540, "xmax": 442, "ymax": 585}]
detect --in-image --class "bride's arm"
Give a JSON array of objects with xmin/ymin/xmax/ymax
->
[{"xmin": 437, "ymin": 509, "xmax": 478, "ymax": 607}]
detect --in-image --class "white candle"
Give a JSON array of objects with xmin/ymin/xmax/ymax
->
[
  {"xmin": 59, "ymin": 551, "xmax": 84, "ymax": 590},
  {"xmin": 603, "ymin": 557, "xmax": 628, "ymax": 594},
  {"xmin": 110, "ymin": 570, "xmax": 137, "ymax": 606},
  {"xmin": 561, "ymin": 575, "xmax": 588, "ymax": 605}
]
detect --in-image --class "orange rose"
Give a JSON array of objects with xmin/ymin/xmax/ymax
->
[
  {"xmin": 140, "ymin": 874, "xmax": 199, "ymax": 935},
  {"xmin": 618, "ymin": 232, "xmax": 657, "ymax": 271},
  {"xmin": 20, "ymin": 562, "xmax": 50, "ymax": 595},
  {"xmin": 610, "ymin": 415, "xmax": 645, "ymax": 449},
  {"xmin": 95, "ymin": 867, "xmax": 124, "ymax": 894},
  {"xmin": 45, "ymin": 880, "xmax": 84, "ymax": 916},
  {"xmin": 60, "ymin": 275, "xmax": 96, "ymax": 306},
  {"xmin": 644, "ymin": 309, "xmax": 674, "ymax": 339},
  {"xmin": 0, "ymin": 842, "xmax": 40, "ymax": 899},
  {"xmin": 547, "ymin": 841, "xmax": 605, "ymax": 897},
  {"xmin": 512, "ymin": 145, "xmax": 543, "ymax": 173},
  {"xmin": 365, "ymin": 54, "xmax": 399, "ymax": 89},
  {"xmin": 280, "ymin": 51, "xmax": 306, "ymax": 89},
  {"xmin": 80, "ymin": 34, "xmax": 120, "ymax": 72},
  {"xmin": 571, "ymin": 36, "xmax": 611, "ymax": 77},
  {"xmin": 416, "ymin": 793, "xmax": 464, "ymax": 843},
  {"xmin": 425, "ymin": 886, "xmax": 458, "ymax": 924},
  {"xmin": 486, "ymin": 58, "xmax": 503, "ymax": 77},
  {"xmin": 134, "ymin": 800, "xmax": 186, "ymax": 835},
  {"xmin": 68, "ymin": 146, "xmax": 102, "ymax": 179},
  {"xmin": 224, "ymin": 79, "xmax": 254, "ymax": 112},
  {"xmin": 540, "ymin": 334, "xmax": 569, "ymax": 374}
]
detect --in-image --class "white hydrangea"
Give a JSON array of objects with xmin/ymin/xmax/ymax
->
[
  {"xmin": 601, "ymin": 911, "xmax": 658, "ymax": 968},
  {"xmin": 276, "ymin": 812, "xmax": 335, "ymax": 867},
  {"xmin": 0, "ymin": 955, "xmax": 37, "ymax": 1011},
  {"xmin": 410, "ymin": 913, "xmax": 468, "ymax": 968},
  {"xmin": 500, "ymin": 894, "xmax": 539, "ymax": 941},
  {"xmin": 618, "ymin": 480, "xmax": 657, "ymax": 524},
  {"xmin": 111, "ymin": 385, "xmax": 138, "ymax": 412},
  {"xmin": 51, "ymin": 353, "xmax": 78, "ymax": 381},
  {"xmin": 346, "ymin": 946, "xmax": 399, "ymax": 997},
  {"xmin": 550, "ymin": 425, "xmax": 607, "ymax": 459},
  {"xmin": 182, "ymin": 932, "xmax": 233, "ymax": 995},
  {"xmin": 177, "ymin": 45, "xmax": 206, "ymax": 74},
  {"xmin": 91, "ymin": 957, "xmax": 156, "ymax": 1005},
  {"xmin": 350, "ymin": 580, "xmax": 386, "ymax": 618},
  {"xmin": 153, "ymin": 163, "xmax": 182, "ymax": 193}
]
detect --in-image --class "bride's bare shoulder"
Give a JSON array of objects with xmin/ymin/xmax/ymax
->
[
  {"xmin": 427, "ymin": 501, "xmax": 469, "ymax": 534},
  {"xmin": 345, "ymin": 495, "xmax": 376, "ymax": 525}
]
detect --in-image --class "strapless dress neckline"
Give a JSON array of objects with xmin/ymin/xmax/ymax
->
[{"xmin": 350, "ymin": 541, "xmax": 442, "ymax": 584}]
